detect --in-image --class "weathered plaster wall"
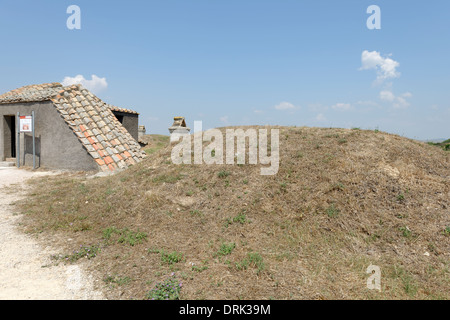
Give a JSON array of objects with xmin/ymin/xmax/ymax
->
[{"xmin": 0, "ymin": 101, "xmax": 98, "ymax": 171}]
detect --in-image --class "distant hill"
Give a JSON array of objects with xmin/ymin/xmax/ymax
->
[
  {"xmin": 427, "ymin": 138, "xmax": 450, "ymax": 151},
  {"xmin": 424, "ymin": 139, "xmax": 447, "ymax": 143},
  {"xmin": 18, "ymin": 126, "xmax": 450, "ymax": 300}
]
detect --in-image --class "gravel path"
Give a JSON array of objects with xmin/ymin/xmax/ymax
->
[{"xmin": 0, "ymin": 167, "xmax": 104, "ymax": 300}]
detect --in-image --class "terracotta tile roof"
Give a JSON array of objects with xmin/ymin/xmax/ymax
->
[
  {"xmin": 107, "ymin": 104, "xmax": 139, "ymax": 115},
  {"xmin": 0, "ymin": 83, "xmax": 146, "ymax": 172},
  {"xmin": 0, "ymin": 83, "xmax": 63, "ymax": 103}
]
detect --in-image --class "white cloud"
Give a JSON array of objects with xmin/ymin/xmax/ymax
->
[
  {"xmin": 380, "ymin": 90, "xmax": 412, "ymax": 109},
  {"xmin": 316, "ymin": 113, "xmax": 326, "ymax": 122},
  {"xmin": 394, "ymin": 96, "xmax": 411, "ymax": 109},
  {"xmin": 274, "ymin": 101, "xmax": 297, "ymax": 110},
  {"xmin": 402, "ymin": 92, "xmax": 412, "ymax": 98},
  {"xmin": 219, "ymin": 116, "xmax": 229, "ymax": 125},
  {"xmin": 62, "ymin": 74, "xmax": 108, "ymax": 93},
  {"xmin": 360, "ymin": 50, "xmax": 400, "ymax": 82},
  {"xmin": 331, "ymin": 103, "xmax": 352, "ymax": 111},
  {"xmin": 379, "ymin": 90, "xmax": 396, "ymax": 102}
]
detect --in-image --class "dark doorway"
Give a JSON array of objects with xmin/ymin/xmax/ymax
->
[{"xmin": 3, "ymin": 116, "xmax": 16, "ymax": 158}]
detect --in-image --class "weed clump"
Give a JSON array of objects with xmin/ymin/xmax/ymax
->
[
  {"xmin": 51, "ymin": 244, "xmax": 100, "ymax": 264},
  {"xmin": 236, "ymin": 252, "xmax": 265, "ymax": 274},
  {"xmin": 146, "ymin": 273, "xmax": 182, "ymax": 300}
]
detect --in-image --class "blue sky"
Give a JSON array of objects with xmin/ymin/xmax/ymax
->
[{"xmin": 0, "ymin": 1, "xmax": 449, "ymax": 140}]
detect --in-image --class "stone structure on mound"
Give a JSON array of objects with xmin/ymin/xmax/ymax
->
[{"xmin": 169, "ymin": 116, "xmax": 190, "ymax": 142}]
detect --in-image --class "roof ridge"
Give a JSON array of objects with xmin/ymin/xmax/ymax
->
[{"xmin": 0, "ymin": 82, "xmax": 63, "ymax": 103}]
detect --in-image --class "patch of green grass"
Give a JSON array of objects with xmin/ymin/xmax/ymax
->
[
  {"xmin": 217, "ymin": 170, "xmax": 231, "ymax": 178},
  {"xmin": 391, "ymin": 266, "xmax": 418, "ymax": 297},
  {"xmin": 215, "ymin": 242, "xmax": 236, "ymax": 258},
  {"xmin": 78, "ymin": 183, "xmax": 89, "ymax": 194},
  {"xmin": 295, "ymin": 151, "xmax": 304, "ymax": 158},
  {"xmin": 102, "ymin": 227, "xmax": 148, "ymax": 246},
  {"xmin": 224, "ymin": 211, "xmax": 248, "ymax": 228},
  {"xmin": 190, "ymin": 210, "xmax": 202, "ymax": 217},
  {"xmin": 152, "ymin": 174, "xmax": 183, "ymax": 184},
  {"xmin": 233, "ymin": 211, "xmax": 247, "ymax": 224},
  {"xmin": 399, "ymin": 226, "xmax": 412, "ymax": 238},
  {"xmin": 105, "ymin": 187, "xmax": 116, "ymax": 195},
  {"xmin": 144, "ymin": 148, "xmax": 159, "ymax": 155},
  {"xmin": 159, "ymin": 250, "xmax": 184, "ymax": 265},
  {"xmin": 444, "ymin": 226, "xmax": 450, "ymax": 236},
  {"xmin": 236, "ymin": 252, "xmax": 265, "ymax": 274},
  {"xmin": 103, "ymin": 274, "xmax": 132, "ymax": 287},
  {"xmin": 192, "ymin": 261, "xmax": 209, "ymax": 273},
  {"xmin": 325, "ymin": 204, "xmax": 340, "ymax": 218}
]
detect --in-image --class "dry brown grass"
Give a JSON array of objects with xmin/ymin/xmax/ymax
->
[{"xmin": 16, "ymin": 126, "xmax": 450, "ymax": 300}]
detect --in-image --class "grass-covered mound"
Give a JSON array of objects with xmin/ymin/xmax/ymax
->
[{"xmin": 17, "ymin": 127, "xmax": 449, "ymax": 299}]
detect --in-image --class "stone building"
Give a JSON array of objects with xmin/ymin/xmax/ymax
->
[{"xmin": 0, "ymin": 82, "xmax": 146, "ymax": 171}]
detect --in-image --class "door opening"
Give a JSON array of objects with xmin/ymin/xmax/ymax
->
[{"xmin": 3, "ymin": 116, "xmax": 16, "ymax": 159}]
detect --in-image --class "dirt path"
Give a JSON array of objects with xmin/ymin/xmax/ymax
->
[{"xmin": 0, "ymin": 167, "xmax": 104, "ymax": 300}]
